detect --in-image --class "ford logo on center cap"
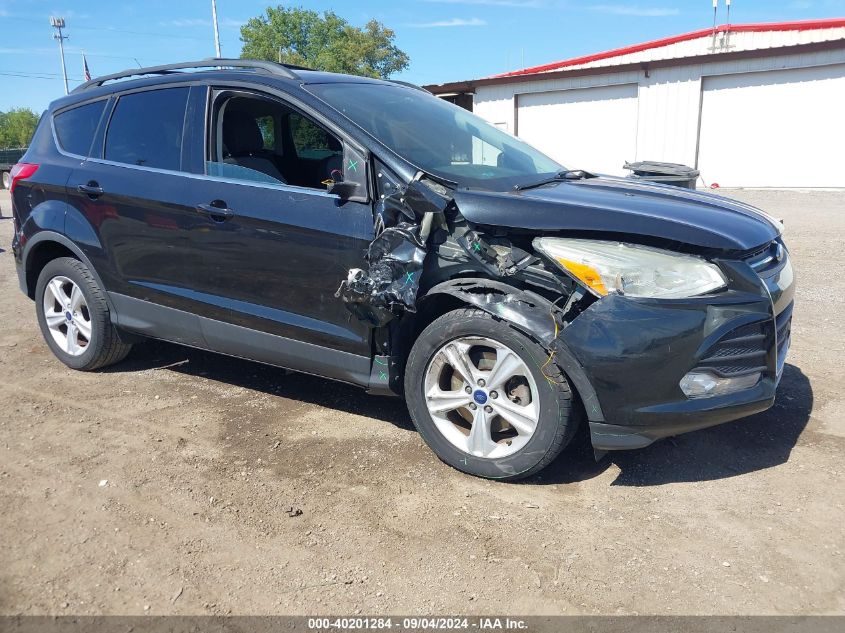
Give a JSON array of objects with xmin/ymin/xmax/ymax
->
[{"xmin": 473, "ymin": 390, "xmax": 488, "ymax": 405}]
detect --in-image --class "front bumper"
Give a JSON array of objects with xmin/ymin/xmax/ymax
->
[{"xmin": 560, "ymin": 251, "xmax": 795, "ymax": 451}]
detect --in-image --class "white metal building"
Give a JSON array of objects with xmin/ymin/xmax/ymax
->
[{"xmin": 426, "ymin": 19, "xmax": 845, "ymax": 188}]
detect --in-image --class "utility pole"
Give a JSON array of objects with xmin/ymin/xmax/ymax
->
[
  {"xmin": 211, "ymin": 0, "xmax": 222, "ymax": 58},
  {"xmin": 50, "ymin": 16, "xmax": 69, "ymax": 95}
]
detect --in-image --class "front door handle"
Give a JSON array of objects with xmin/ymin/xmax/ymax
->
[
  {"xmin": 77, "ymin": 182, "xmax": 104, "ymax": 197},
  {"xmin": 196, "ymin": 201, "xmax": 234, "ymax": 221}
]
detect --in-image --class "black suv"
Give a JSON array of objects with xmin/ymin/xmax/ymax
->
[{"xmin": 11, "ymin": 59, "xmax": 795, "ymax": 480}]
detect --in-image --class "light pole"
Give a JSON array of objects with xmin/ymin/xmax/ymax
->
[
  {"xmin": 50, "ymin": 16, "xmax": 69, "ymax": 95},
  {"xmin": 211, "ymin": 0, "xmax": 222, "ymax": 58}
]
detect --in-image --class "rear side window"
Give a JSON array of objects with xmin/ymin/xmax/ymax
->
[
  {"xmin": 105, "ymin": 87, "xmax": 189, "ymax": 170},
  {"xmin": 54, "ymin": 100, "xmax": 106, "ymax": 156}
]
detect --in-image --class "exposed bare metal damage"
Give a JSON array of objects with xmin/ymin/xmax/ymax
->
[
  {"xmin": 335, "ymin": 172, "xmax": 448, "ymax": 327},
  {"xmin": 335, "ymin": 223, "xmax": 426, "ymax": 327}
]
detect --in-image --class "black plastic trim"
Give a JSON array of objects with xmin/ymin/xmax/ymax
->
[{"xmin": 108, "ymin": 292, "xmax": 372, "ymax": 387}]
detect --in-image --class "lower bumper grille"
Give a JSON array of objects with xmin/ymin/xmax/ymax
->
[
  {"xmin": 697, "ymin": 301, "xmax": 793, "ymax": 378},
  {"xmin": 775, "ymin": 302, "xmax": 793, "ymax": 376},
  {"xmin": 698, "ymin": 321, "xmax": 767, "ymax": 376}
]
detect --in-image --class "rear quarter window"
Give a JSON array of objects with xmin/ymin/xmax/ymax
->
[
  {"xmin": 105, "ymin": 87, "xmax": 189, "ymax": 171},
  {"xmin": 53, "ymin": 100, "xmax": 107, "ymax": 157}
]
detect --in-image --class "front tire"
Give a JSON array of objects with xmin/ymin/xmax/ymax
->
[
  {"xmin": 35, "ymin": 257, "xmax": 132, "ymax": 371},
  {"xmin": 405, "ymin": 308, "xmax": 580, "ymax": 480}
]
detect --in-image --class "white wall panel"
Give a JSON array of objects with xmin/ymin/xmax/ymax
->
[
  {"xmin": 516, "ymin": 84, "xmax": 639, "ymax": 175},
  {"xmin": 470, "ymin": 46, "xmax": 845, "ymax": 187},
  {"xmin": 635, "ymin": 65, "xmax": 701, "ymax": 166},
  {"xmin": 697, "ymin": 63, "xmax": 845, "ymax": 187},
  {"xmin": 474, "ymin": 69, "xmax": 642, "ymax": 138}
]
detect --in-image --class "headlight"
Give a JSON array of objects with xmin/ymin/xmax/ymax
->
[{"xmin": 533, "ymin": 237, "xmax": 727, "ymax": 299}]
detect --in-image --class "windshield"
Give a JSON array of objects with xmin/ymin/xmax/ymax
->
[{"xmin": 306, "ymin": 82, "xmax": 564, "ymax": 190}]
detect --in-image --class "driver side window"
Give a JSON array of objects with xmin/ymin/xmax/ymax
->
[{"xmin": 206, "ymin": 92, "xmax": 344, "ymax": 191}]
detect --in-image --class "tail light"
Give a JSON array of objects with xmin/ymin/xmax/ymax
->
[{"xmin": 9, "ymin": 163, "xmax": 39, "ymax": 194}]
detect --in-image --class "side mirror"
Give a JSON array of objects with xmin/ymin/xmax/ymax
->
[{"xmin": 328, "ymin": 180, "xmax": 359, "ymax": 199}]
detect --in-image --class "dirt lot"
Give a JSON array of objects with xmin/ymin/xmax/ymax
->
[{"xmin": 0, "ymin": 188, "xmax": 843, "ymax": 616}]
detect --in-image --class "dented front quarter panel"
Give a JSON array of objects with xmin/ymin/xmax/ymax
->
[{"xmin": 420, "ymin": 277, "xmax": 606, "ymax": 427}]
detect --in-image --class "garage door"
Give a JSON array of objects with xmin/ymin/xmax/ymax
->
[
  {"xmin": 698, "ymin": 64, "xmax": 845, "ymax": 187},
  {"xmin": 516, "ymin": 84, "xmax": 638, "ymax": 176}
]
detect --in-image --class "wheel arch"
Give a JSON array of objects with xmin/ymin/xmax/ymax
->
[
  {"xmin": 23, "ymin": 232, "xmax": 117, "ymax": 316},
  {"xmin": 408, "ymin": 277, "xmax": 604, "ymax": 425}
]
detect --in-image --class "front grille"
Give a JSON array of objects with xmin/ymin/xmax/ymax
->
[{"xmin": 745, "ymin": 239, "xmax": 785, "ymax": 276}]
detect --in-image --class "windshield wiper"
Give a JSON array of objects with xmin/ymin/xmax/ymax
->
[{"xmin": 513, "ymin": 169, "xmax": 592, "ymax": 191}]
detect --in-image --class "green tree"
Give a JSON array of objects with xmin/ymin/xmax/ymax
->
[
  {"xmin": 240, "ymin": 6, "xmax": 409, "ymax": 79},
  {"xmin": 0, "ymin": 108, "xmax": 40, "ymax": 148}
]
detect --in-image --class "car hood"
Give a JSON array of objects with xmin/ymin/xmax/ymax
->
[{"xmin": 451, "ymin": 175, "xmax": 781, "ymax": 252}]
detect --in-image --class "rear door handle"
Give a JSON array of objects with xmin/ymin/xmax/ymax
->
[
  {"xmin": 77, "ymin": 182, "xmax": 104, "ymax": 197},
  {"xmin": 196, "ymin": 202, "xmax": 234, "ymax": 221}
]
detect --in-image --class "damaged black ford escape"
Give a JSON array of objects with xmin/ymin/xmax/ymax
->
[{"xmin": 11, "ymin": 59, "xmax": 795, "ymax": 480}]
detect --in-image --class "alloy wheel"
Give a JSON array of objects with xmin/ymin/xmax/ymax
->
[
  {"xmin": 42, "ymin": 275, "xmax": 92, "ymax": 356},
  {"xmin": 423, "ymin": 336, "xmax": 540, "ymax": 459}
]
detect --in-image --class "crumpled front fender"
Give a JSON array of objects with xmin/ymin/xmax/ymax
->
[{"xmin": 420, "ymin": 278, "xmax": 606, "ymax": 424}]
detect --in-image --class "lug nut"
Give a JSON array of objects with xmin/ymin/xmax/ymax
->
[
  {"xmin": 465, "ymin": 386, "xmax": 472, "ymax": 394},
  {"xmin": 490, "ymin": 391, "xmax": 498, "ymax": 399},
  {"xmin": 468, "ymin": 403, "xmax": 477, "ymax": 410},
  {"xmin": 477, "ymin": 379, "xmax": 486, "ymax": 387},
  {"xmin": 484, "ymin": 405, "xmax": 493, "ymax": 413}
]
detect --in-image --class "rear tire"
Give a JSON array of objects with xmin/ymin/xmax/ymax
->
[
  {"xmin": 404, "ymin": 308, "xmax": 580, "ymax": 480},
  {"xmin": 35, "ymin": 257, "xmax": 132, "ymax": 371}
]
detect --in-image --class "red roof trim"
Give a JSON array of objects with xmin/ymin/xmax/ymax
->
[{"xmin": 492, "ymin": 18, "xmax": 845, "ymax": 78}]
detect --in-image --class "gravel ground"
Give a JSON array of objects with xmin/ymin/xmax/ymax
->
[{"xmin": 0, "ymin": 188, "xmax": 843, "ymax": 616}]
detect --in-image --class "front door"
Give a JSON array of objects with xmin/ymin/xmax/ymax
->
[{"xmin": 181, "ymin": 88, "xmax": 374, "ymax": 375}]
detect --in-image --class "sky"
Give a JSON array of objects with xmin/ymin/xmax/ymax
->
[{"xmin": 1, "ymin": 0, "xmax": 844, "ymax": 112}]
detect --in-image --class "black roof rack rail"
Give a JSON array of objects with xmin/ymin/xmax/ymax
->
[{"xmin": 73, "ymin": 58, "xmax": 303, "ymax": 93}]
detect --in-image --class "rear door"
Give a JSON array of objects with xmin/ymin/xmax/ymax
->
[{"xmin": 67, "ymin": 85, "xmax": 211, "ymax": 342}]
